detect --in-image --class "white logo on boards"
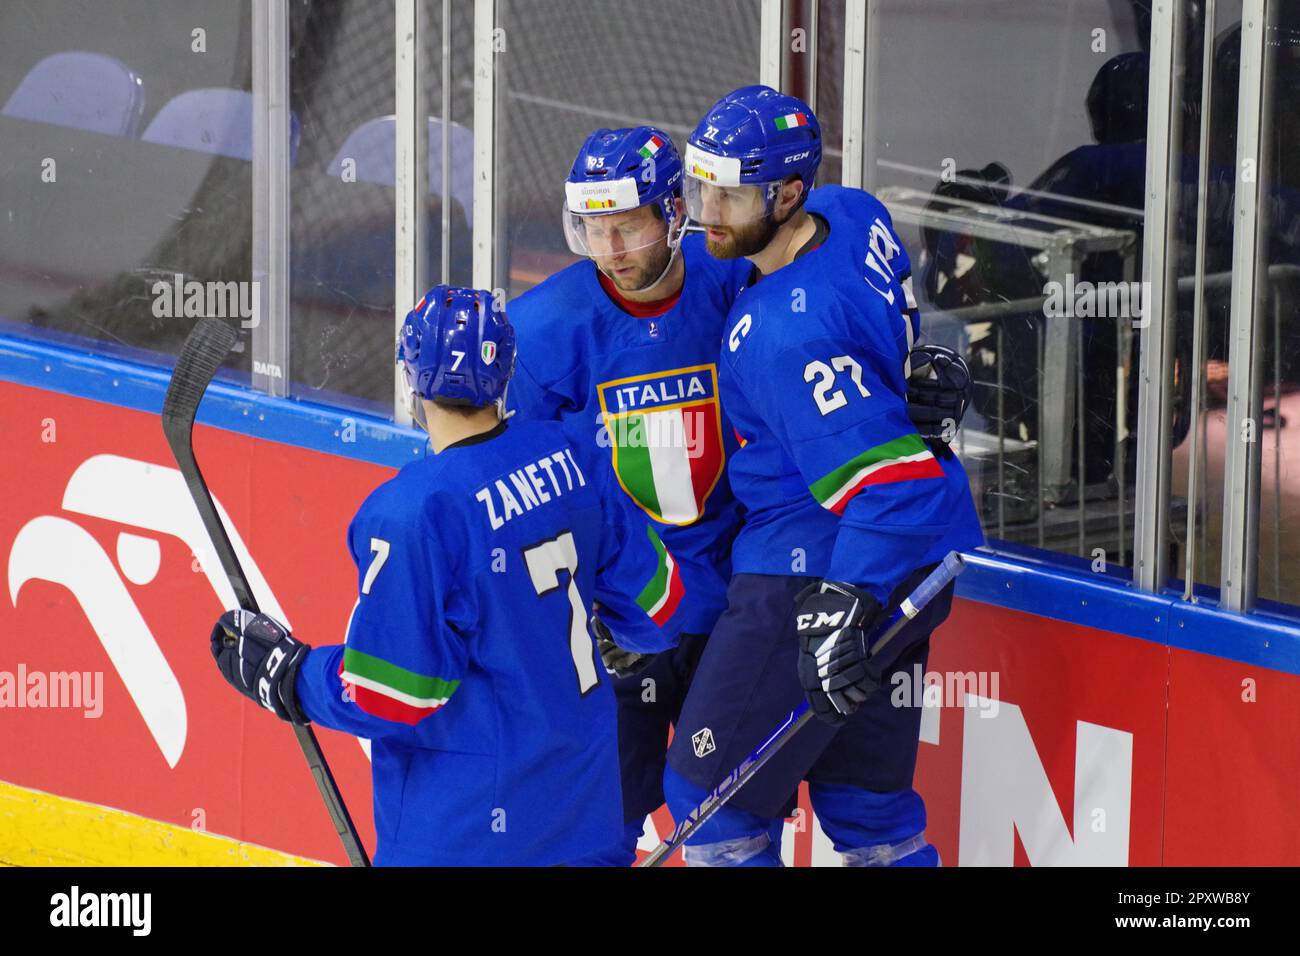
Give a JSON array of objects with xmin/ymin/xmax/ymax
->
[{"xmin": 7, "ymin": 454, "xmax": 294, "ymax": 768}]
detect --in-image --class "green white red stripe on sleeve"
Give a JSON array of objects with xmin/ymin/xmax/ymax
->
[
  {"xmin": 635, "ymin": 525, "xmax": 685, "ymax": 626},
  {"xmin": 339, "ymin": 647, "xmax": 459, "ymax": 725},
  {"xmin": 810, "ymin": 433, "xmax": 944, "ymax": 515}
]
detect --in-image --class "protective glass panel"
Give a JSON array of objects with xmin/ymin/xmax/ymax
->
[
  {"xmin": 864, "ymin": 0, "xmax": 1157, "ymax": 575},
  {"xmin": 495, "ymin": 0, "xmax": 762, "ymax": 297},
  {"xmin": 287, "ymin": 0, "xmax": 473, "ymax": 415},
  {"xmin": 1246, "ymin": 4, "xmax": 1300, "ymax": 607},
  {"xmin": 1171, "ymin": 1, "xmax": 1244, "ymax": 600},
  {"xmin": 0, "ymin": 0, "xmax": 253, "ymax": 376},
  {"xmin": 813, "ymin": 0, "xmax": 843, "ymax": 187}
]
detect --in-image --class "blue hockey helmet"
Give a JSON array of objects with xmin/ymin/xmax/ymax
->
[
  {"xmin": 683, "ymin": 85, "xmax": 822, "ymax": 227},
  {"xmin": 397, "ymin": 285, "xmax": 516, "ymax": 426},
  {"xmin": 562, "ymin": 126, "xmax": 685, "ymax": 258}
]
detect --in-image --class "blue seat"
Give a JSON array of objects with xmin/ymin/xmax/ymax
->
[
  {"xmin": 142, "ymin": 88, "xmax": 300, "ymax": 163},
  {"xmin": 2, "ymin": 50, "xmax": 145, "ymax": 137},
  {"xmin": 327, "ymin": 115, "xmax": 474, "ymax": 227}
]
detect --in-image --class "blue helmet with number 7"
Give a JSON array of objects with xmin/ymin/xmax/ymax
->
[
  {"xmin": 397, "ymin": 285, "xmax": 516, "ymax": 425},
  {"xmin": 683, "ymin": 85, "xmax": 821, "ymax": 228}
]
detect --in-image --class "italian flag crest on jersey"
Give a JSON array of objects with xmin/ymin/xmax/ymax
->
[{"xmin": 597, "ymin": 364, "xmax": 725, "ymax": 526}]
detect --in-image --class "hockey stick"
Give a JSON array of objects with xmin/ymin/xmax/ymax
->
[
  {"xmin": 162, "ymin": 317, "xmax": 371, "ymax": 868},
  {"xmin": 637, "ymin": 551, "xmax": 966, "ymax": 868}
]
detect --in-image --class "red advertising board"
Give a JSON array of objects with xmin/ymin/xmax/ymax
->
[
  {"xmin": 4, "ymin": 379, "xmax": 1300, "ymax": 866},
  {"xmin": 1, "ymin": 380, "xmax": 379, "ymax": 863}
]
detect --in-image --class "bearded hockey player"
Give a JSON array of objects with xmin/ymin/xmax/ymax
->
[
  {"xmin": 506, "ymin": 126, "xmax": 751, "ymax": 863},
  {"xmin": 661, "ymin": 87, "xmax": 985, "ymax": 866},
  {"xmin": 209, "ymin": 286, "xmax": 688, "ymax": 866}
]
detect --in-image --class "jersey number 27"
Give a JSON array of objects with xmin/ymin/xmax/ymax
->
[{"xmin": 804, "ymin": 355, "xmax": 871, "ymax": 416}]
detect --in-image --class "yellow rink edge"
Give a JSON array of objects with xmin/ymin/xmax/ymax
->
[{"xmin": 0, "ymin": 780, "xmax": 329, "ymax": 867}]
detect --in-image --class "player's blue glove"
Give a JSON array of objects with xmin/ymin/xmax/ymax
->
[
  {"xmin": 906, "ymin": 344, "xmax": 973, "ymax": 459},
  {"xmin": 795, "ymin": 581, "xmax": 886, "ymax": 726},
  {"xmin": 211, "ymin": 609, "xmax": 311, "ymax": 724}
]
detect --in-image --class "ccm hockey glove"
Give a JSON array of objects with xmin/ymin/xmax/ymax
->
[
  {"xmin": 211, "ymin": 609, "xmax": 311, "ymax": 724},
  {"xmin": 906, "ymin": 344, "xmax": 973, "ymax": 459},
  {"xmin": 795, "ymin": 581, "xmax": 886, "ymax": 726}
]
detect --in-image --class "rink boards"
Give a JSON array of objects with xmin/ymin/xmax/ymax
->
[{"xmin": 2, "ymin": 333, "xmax": 1299, "ymax": 867}]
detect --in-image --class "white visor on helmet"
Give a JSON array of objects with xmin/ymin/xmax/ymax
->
[
  {"xmin": 682, "ymin": 142, "xmax": 777, "ymax": 227},
  {"xmin": 562, "ymin": 177, "xmax": 675, "ymax": 258}
]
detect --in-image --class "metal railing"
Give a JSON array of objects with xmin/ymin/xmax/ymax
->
[{"xmin": 877, "ymin": 185, "xmax": 1141, "ymax": 560}]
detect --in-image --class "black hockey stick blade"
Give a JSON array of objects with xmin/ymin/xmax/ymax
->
[
  {"xmin": 162, "ymin": 318, "xmax": 371, "ymax": 867},
  {"xmin": 161, "ymin": 319, "xmax": 258, "ymax": 611}
]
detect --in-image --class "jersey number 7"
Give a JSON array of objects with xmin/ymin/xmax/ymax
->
[{"xmin": 523, "ymin": 531, "xmax": 600, "ymax": 696}]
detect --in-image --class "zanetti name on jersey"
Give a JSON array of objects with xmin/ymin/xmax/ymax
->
[{"xmin": 474, "ymin": 447, "xmax": 587, "ymax": 530}]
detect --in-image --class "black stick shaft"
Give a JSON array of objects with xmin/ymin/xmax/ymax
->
[
  {"xmin": 638, "ymin": 553, "xmax": 966, "ymax": 867},
  {"xmin": 163, "ymin": 318, "xmax": 370, "ymax": 867}
]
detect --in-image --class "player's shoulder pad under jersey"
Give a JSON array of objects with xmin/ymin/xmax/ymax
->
[
  {"xmin": 351, "ymin": 457, "xmax": 446, "ymax": 543},
  {"xmin": 721, "ymin": 290, "xmax": 768, "ymax": 375},
  {"xmin": 720, "ymin": 238, "xmax": 825, "ymax": 378},
  {"xmin": 506, "ymin": 260, "xmax": 600, "ymax": 380},
  {"xmin": 805, "ymin": 183, "xmax": 895, "ymax": 230},
  {"xmin": 344, "ymin": 459, "xmax": 463, "ymax": 594},
  {"xmin": 508, "ymin": 259, "xmax": 596, "ymax": 331}
]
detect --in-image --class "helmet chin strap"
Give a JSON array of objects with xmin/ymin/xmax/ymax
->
[
  {"xmin": 631, "ymin": 242, "xmax": 681, "ymax": 296},
  {"xmin": 407, "ymin": 389, "xmax": 429, "ymax": 431},
  {"xmin": 628, "ymin": 214, "xmax": 686, "ymax": 296}
]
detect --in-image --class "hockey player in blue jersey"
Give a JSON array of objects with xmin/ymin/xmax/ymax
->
[
  {"xmin": 208, "ymin": 286, "xmax": 689, "ymax": 866},
  {"xmin": 506, "ymin": 125, "xmax": 751, "ymax": 863},
  {"xmin": 508, "ymin": 122, "xmax": 971, "ymax": 864},
  {"xmin": 661, "ymin": 86, "xmax": 985, "ymax": 866}
]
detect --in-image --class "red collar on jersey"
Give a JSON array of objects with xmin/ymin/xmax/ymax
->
[{"xmin": 597, "ymin": 268, "xmax": 682, "ymax": 318}]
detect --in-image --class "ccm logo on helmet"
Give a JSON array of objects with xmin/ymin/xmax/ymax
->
[
  {"xmin": 797, "ymin": 610, "xmax": 846, "ymax": 630},
  {"xmin": 784, "ymin": 151, "xmax": 811, "ymax": 164}
]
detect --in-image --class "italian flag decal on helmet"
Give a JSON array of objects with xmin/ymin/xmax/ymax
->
[{"xmin": 638, "ymin": 134, "xmax": 665, "ymax": 159}]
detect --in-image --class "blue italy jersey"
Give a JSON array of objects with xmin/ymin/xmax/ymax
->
[
  {"xmin": 294, "ymin": 419, "xmax": 686, "ymax": 866},
  {"xmin": 506, "ymin": 233, "xmax": 750, "ymax": 634},
  {"xmin": 720, "ymin": 185, "xmax": 984, "ymax": 602}
]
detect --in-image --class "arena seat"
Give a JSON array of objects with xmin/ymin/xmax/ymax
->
[
  {"xmin": 2, "ymin": 50, "xmax": 145, "ymax": 137},
  {"xmin": 327, "ymin": 115, "xmax": 474, "ymax": 227},
  {"xmin": 142, "ymin": 88, "xmax": 300, "ymax": 163}
]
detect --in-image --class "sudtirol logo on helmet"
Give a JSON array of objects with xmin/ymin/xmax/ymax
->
[
  {"xmin": 396, "ymin": 285, "xmax": 517, "ymax": 429},
  {"xmin": 562, "ymin": 125, "xmax": 687, "ymax": 295},
  {"xmin": 683, "ymin": 85, "xmax": 822, "ymax": 260}
]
